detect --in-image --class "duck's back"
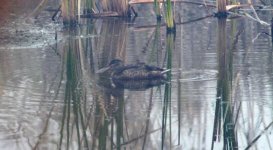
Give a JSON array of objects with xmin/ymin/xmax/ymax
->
[{"xmin": 112, "ymin": 64, "xmax": 165, "ymax": 80}]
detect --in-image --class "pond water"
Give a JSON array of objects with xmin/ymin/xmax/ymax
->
[{"xmin": 0, "ymin": 0, "xmax": 273, "ymax": 150}]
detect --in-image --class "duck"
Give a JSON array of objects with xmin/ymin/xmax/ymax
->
[{"xmin": 97, "ymin": 59, "xmax": 170, "ymax": 80}]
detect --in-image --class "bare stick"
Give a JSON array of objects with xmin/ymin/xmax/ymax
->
[{"xmin": 245, "ymin": 121, "xmax": 273, "ymax": 150}]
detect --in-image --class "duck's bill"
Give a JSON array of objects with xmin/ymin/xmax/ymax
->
[
  {"xmin": 96, "ymin": 66, "xmax": 110, "ymax": 73},
  {"xmin": 161, "ymin": 69, "xmax": 171, "ymax": 74}
]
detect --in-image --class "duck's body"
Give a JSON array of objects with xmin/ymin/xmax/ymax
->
[{"xmin": 97, "ymin": 59, "xmax": 169, "ymax": 80}]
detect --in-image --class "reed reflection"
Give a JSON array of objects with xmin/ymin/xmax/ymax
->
[
  {"xmin": 57, "ymin": 17, "xmax": 177, "ymax": 149},
  {"xmin": 212, "ymin": 18, "xmax": 238, "ymax": 150},
  {"xmin": 94, "ymin": 19, "xmax": 126, "ymax": 149},
  {"xmin": 161, "ymin": 32, "xmax": 174, "ymax": 149},
  {"xmin": 59, "ymin": 31, "xmax": 91, "ymax": 150}
]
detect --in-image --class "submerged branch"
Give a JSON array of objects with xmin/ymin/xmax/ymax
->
[{"xmin": 245, "ymin": 121, "xmax": 273, "ymax": 150}]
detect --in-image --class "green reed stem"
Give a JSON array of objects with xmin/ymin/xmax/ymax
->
[
  {"xmin": 230, "ymin": 0, "xmax": 236, "ymax": 4},
  {"xmin": 84, "ymin": 0, "xmax": 94, "ymax": 14},
  {"xmin": 154, "ymin": 0, "xmax": 161, "ymax": 20},
  {"xmin": 165, "ymin": 0, "xmax": 175, "ymax": 31},
  {"xmin": 161, "ymin": 33, "xmax": 174, "ymax": 149}
]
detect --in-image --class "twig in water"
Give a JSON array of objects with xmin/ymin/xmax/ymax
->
[
  {"xmin": 52, "ymin": 5, "xmax": 61, "ymax": 21},
  {"xmin": 241, "ymin": 5, "xmax": 270, "ymax": 26},
  {"xmin": 245, "ymin": 121, "xmax": 273, "ymax": 150}
]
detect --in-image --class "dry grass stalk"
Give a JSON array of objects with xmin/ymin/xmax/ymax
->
[
  {"xmin": 61, "ymin": 0, "xmax": 77, "ymax": 24},
  {"xmin": 217, "ymin": 0, "xmax": 226, "ymax": 12},
  {"xmin": 100, "ymin": 0, "xmax": 128, "ymax": 16}
]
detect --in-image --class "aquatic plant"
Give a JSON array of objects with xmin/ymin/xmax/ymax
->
[
  {"xmin": 217, "ymin": 0, "xmax": 226, "ymax": 12},
  {"xmin": 100, "ymin": 0, "xmax": 129, "ymax": 16},
  {"xmin": 211, "ymin": 18, "xmax": 238, "ymax": 150},
  {"xmin": 230, "ymin": 0, "xmax": 237, "ymax": 4},
  {"xmin": 164, "ymin": 0, "xmax": 175, "ymax": 32},
  {"xmin": 61, "ymin": 0, "xmax": 130, "ymax": 25},
  {"xmin": 216, "ymin": 0, "xmax": 227, "ymax": 17},
  {"xmin": 84, "ymin": 0, "xmax": 94, "ymax": 14},
  {"xmin": 61, "ymin": 0, "xmax": 77, "ymax": 25},
  {"xmin": 154, "ymin": 0, "xmax": 162, "ymax": 20},
  {"xmin": 161, "ymin": 32, "xmax": 174, "ymax": 149},
  {"xmin": 59, "ymin": 36, "xmax": 90, "ymax": 150},
  {"xmin": 150, "ymin": 21, "xmax": 163, "ymax": 63}
]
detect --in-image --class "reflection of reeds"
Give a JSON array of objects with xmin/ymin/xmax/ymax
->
[
  {"xmin": 162, "ymin": 33, "xmax": 174, "ymax": 149},
  {"xmin": 91, "ymin": 18, "xmax": 128, "ymax": 150},
  {"xmin": 145, "ymin": 21, "xmax": 162, "ymax": 65},
  {"xmin": 91, "ymin": 87, "xmax": 125, "ymax": 150},
  {"xmin": 95, "ymin": 19, "xmax": 127, "ymax": 63},
  {"xmin": 59, "ymin": 37, "xmax": 90, "ymax": 150},
  {"xmin": 211, "ymin": 18, "xmax": 238, "ymax": 150}
]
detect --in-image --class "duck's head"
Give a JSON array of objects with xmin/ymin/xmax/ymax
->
[
  {"xmin": 108, "ymin": 59, "xmax": 123, "ymax": 68},
  {"xmin": 96, "ymin": 59, "xmax": 124, "ymax": 73}
]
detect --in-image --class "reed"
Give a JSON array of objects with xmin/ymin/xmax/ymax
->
[
  {"xmin": 84, "ymin": 0, "xmax": 94, "ymax": 14},
  {"xmin": 217, "ymin": 0, "xmax": 226, "ymax": 12},
  {"xmin": 61, "ymin": 0, "xmax": 94, "ymax": 25},
  {"xmin": 216, "ymin": 0, "xmax": 228, "ymax": 18},
  {"xmin": 154, "ymin": 0, "xmax": 162, "ymax": 20},
  {"xmin": 165, "ymin": 0, "xmax": 175, "ymax": 32},
  {"xmin": 149, "ymin": 22, "xmax": 162, "ymax": 64},
  {"xmin": 61, "ymin": 0, "xmax": 77, "ymax": 26},
  {"xmin": 101, "ymin": 0, "xmax": 129, "ymax": 16},
  {"xmin": 211, "ymin": 18, "xmax": 238, "ymax": 149},
  {"xmin": 230, "ymin": 0, "xmax": 236, "ymax": 4},
  {"xmin": 161, "ymin": 32, "xmax": 174, "ymax": 149},
  {"xmin": 58, "ymin": 29, "xmax": 96, "ymax": 149}
]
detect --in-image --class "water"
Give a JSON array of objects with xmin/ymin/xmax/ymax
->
[{"xmin": 0, "ymin": 1, "xmax": 273, "ymax": 150}]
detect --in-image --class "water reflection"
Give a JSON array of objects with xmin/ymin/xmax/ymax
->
[
  {"xmin": 1, "ymin": 2, "xmax": 273, "ymax": 150},
  {"xmin": 161, "ymin": 32, "xmax": 174, "ymax": 149},
  {"xmin": 212, "ymin": 18, "xmax": 238, "ymax": 149},
  {"xmin": 59, "ymin": 35, "xmax": 90, "ymax": 149}
]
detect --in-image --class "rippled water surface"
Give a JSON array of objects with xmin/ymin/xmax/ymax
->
[{"xmin": 0, "ymin": 0, "xmax": 273, "ymax": 150}]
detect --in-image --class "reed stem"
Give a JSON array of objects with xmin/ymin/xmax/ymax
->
[
  {"xmin": 61, "ymin": 0, "xmax": 77, "ymax": 26},
  {"xmin": 165, "ymin": 0, "xmax": 175, "ymax": 32},
  {"xmin": 154, "ymin": 0, "xmax": 162, "ymax": 20},
  {"xmin": 215, "ymin": 0, "xmax": 228, "ymax": 18},
  {"xmin": 217, "ymin": 0, "xmax": 226, "ymax": 12}
]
